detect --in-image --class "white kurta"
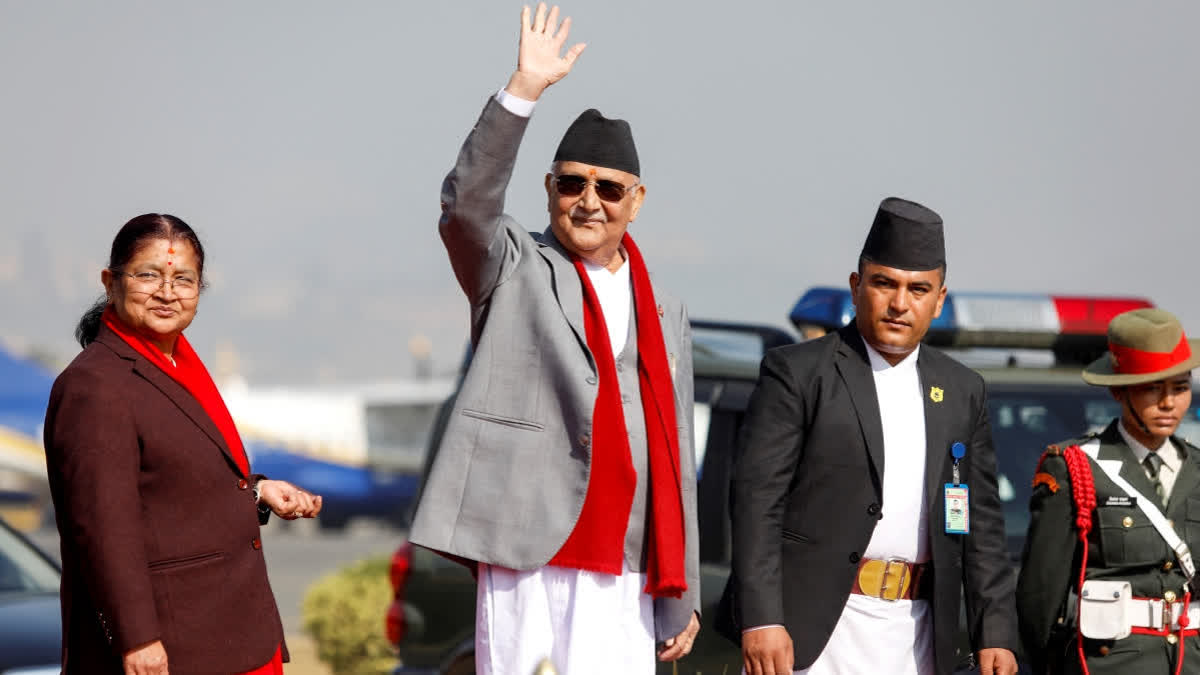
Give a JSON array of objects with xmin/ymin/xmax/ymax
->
[
  {"xmin": 583, "ymin": 257, "xmax": 632, "ymax": 357},
  {"xmin": 476, "ymin": 561, "xmax": 655, "ymax": 675},
  {"xmin": 475, "ymin": 242, "xmax": 657, "ymax": 674},
  {"xmin": 796, "ymin": 340, "xmax": 935, "ymax": 675}
]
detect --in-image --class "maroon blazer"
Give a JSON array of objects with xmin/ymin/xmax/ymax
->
[{"xmin": 43, "ymin": 325, "xmax": 285, "ymax": 674}]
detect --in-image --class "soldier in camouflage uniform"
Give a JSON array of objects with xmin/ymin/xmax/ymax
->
[{"xmin": 1018, "ymin": 308, "xmax": 1200, "ymax": 674}]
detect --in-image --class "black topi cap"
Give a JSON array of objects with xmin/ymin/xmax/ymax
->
[
  {"xmin": 553, "ymin": 109, "xmax": 640, "ymax": 177},
  {"xmin": 859, "ymin": 197, "xmax": 945, "ymax": 271}
]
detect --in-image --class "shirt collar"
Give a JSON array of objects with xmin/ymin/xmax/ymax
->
[
  {"xmin": 861, "ymin": 335, "xmax": 920, "ymax": 374},
  {"xmin": 581, "ymin": 246, "xmax": 628, "ymax": 275},
  {"xmin": 1118, "ymin": 420, "xmax": 1183, "ymax": 471}
]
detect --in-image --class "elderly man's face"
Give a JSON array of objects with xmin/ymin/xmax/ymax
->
[{"xmin": 545, "ymin": 160, "xmax": 644, "ymax": 265}]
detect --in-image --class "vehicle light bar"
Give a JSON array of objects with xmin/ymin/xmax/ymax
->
[{"xmin": 789, "ymin": 288, "xmax": 1152, "ymax": 354}]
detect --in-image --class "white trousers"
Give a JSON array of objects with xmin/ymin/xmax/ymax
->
[
  {"xmin": 742, "ymin": 598, "xmax": 934, "ymax": 675},
  {"xmin": 475, "ymin": 562, "xmax": 656, "ymax": 675}
]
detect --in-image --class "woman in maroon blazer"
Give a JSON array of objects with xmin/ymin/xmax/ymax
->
[{"xmin": 44, "ymin": 214, "xmax": 322, "ymax": 675}]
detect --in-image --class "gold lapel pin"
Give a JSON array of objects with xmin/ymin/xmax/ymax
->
[{"xmin": 930, "ymin": 386, "xmax": 944, "ymax": 403}]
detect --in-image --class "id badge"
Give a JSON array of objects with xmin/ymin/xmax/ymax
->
[{"xmin": 944, "ymin": 484, "xmax": 970, "ymax": 534}]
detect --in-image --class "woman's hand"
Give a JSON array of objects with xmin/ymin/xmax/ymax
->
[
  {"xmin": 124, "ymin": 639, "xmax": 168, "ymax": 675},
  {"xmin": 257, "ymin": 479, "xmax": 323, "ymax": 519}
]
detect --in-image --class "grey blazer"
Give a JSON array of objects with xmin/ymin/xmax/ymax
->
[{"xmin": 409, "ymin": 97, "xmax": 700, "ymax": 639}]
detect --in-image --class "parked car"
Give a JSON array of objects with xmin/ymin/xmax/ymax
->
[
  {"xmin": 385, "ymin": 291, "xmax": 1200, "ymax": 674},
  {"xmin": 0, "ymin": 516, "xmax": 61, "ymax": 674}
]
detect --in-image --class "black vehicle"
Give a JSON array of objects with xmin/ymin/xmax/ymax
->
[
  {"xmin": 385, "ymin": 290, "xmax": 1200, "ymax": 674},
  {"xmin": 0, "ymin": 516, "xmax": 61, "ymax": 674}
]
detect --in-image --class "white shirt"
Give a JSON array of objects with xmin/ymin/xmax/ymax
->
[
  {"xmin": 496, "ymin": 88, "xmax": 536, "ymax": 117},
  {"xmin": 1119, "ymin": 420, "xmax": 1184, "ymax": 502},
  {"xmin": 861, "ymin": 340, "xmax": 930, "ymax": 563},
  {"xmin": 582, "ymin": 258, "xmax": 632, "ymax": 356}
]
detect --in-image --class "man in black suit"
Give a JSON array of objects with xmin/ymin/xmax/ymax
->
[{"xmin": 717, "ymin": 198, "xmax": 1019, "ymax": 675}]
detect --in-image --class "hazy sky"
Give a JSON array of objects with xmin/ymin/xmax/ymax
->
[{"xmin": 2, "ymin": 1, "xmax": 1197, "ymax": 383}]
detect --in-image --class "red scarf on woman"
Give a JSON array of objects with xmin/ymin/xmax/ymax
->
[
  {"xmin": 548, "ymin": 233, "xmax": 688, "ymax": 598},
  {"xmin": 102, "ymin": 308, "xmax": 282, "ymax": 674},
  {"xmin": 103, "ymin": 307, "xmax": 249, "ymax": 476}
]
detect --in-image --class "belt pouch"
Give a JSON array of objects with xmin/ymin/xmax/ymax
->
[{"xmin": 1078, "ymin": 579, "xmax": 1133, "ymax": 640}]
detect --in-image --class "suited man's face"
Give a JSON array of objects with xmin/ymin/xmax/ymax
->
[
  {"xmin": 545, "ymin": 161, "xmax": 644, "ymax": 269},
  {"xmin": 849, "ymin": 261, "xmax": 946, "ymax": 365}
]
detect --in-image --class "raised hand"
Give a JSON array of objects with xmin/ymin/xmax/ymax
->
[{"xmin": 504, "ymin": 3, "xmax": 586, "ymax": 101}]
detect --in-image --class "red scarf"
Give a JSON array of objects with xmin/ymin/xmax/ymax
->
[
  {"xmin": 548, "ymin": 233, "xmax": 688, "ymax": 598},
  {"xmin": 102, "ymin": 307, "xmax": 250, "ymax": 477}
]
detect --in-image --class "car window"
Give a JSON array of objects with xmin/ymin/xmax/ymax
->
[{"xmin": 0, "ymin": 525, "xmax": 58, "ymax": 593}]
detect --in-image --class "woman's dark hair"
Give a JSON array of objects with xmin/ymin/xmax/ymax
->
[{"xmin": 75, "ymin": 213, "xmax": 206, "ymax": 348}]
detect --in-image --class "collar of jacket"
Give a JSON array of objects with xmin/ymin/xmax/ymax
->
[{"xmin": 93, "ymin": 324, "xmax": 244, "ymax": 476}]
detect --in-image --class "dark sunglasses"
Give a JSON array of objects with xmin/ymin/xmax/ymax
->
[{"xmin": 554, "ymin": 174, "xmax": 639, "ymax": 202}]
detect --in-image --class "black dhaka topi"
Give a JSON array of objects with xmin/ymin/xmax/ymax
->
[
  {"xmin": 553, "ymin": 109, "xmax": 640, "ymax": 177},
  {"xmin": 859, "ymin": 197, "xmax": 945, "ymax": 272}
]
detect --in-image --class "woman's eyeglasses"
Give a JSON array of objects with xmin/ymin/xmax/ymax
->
[
  {"xmin": 554, "ymin": 174, "xmax": 639, "ymax": 203},
  {"xmin": 123, "ymin": 271, "xmax": 200, "ymax": 299}
]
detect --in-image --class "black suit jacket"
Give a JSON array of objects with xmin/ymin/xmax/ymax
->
[
  {"xmin": 716, "ymin": 324, "xmax": 1017, "ymax": 674},
  {"xmin": 43, "ymin": 326, "xmax": 285, "ymax": 674}
]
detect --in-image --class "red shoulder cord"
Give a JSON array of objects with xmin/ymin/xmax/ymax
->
[
  {"xmin": 1062, "ymin": 445, "xmax": 1096, "ymax": 675},
  {"xmin": 1062, "ymin": 444, "xmax": 1190, "ymax": 675}
]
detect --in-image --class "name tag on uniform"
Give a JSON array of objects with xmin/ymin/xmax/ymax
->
[
  {"xmin": 944, "ymin": 484, "xmax": 970, "ymax": 534},
  {"xmin": 1104, "ymin": 495, "xmax": 1137, "ymax": 508}
]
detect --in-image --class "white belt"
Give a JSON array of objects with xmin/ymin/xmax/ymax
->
[{"xmin": 1131, "ymin": 597, "xmax": 1200, "ymax": 631}]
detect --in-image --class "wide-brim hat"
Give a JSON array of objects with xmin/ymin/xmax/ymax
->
[{"xmin": 1082, "ymin": 308, "xmax": 1200, "ymax": 386}]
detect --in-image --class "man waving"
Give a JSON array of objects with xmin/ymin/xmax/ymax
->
[{"xmin": 409, "ymin": 5, "xmax": 701, "ymax": 674}]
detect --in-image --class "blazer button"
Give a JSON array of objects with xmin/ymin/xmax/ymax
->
[
  {"xmin": 237, "ymin": 479, "xmax": 249, "ymax": 490},
  {"xmin": 849, "ymin": 552, "xmax": 860, "ymax": 564},
  {"xmin": 1164, "ymin": 561, "xmax": 1175, "ymax": 571},
  {"xmin": 1098, "ymin": 645, "xmax": 1110, "ymax": 656},
  {"xmin": 251, "ymin": 538, "xmax": 262, "ymax": 550},
  {"xmin": 867, "ymin": 503, "xmax": 880, "ymax": 516},
  {"xmin": 1122, "ymin": 516, "xmax": 1134, "ymax": 528}
]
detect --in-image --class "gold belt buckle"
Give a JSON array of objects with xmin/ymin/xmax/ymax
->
[{"xmin": 858, "ymin": 557, "xmax": 911, "ymax": 602}]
